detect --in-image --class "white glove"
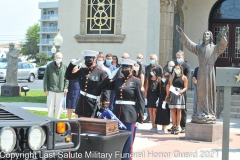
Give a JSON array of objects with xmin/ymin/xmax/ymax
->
[
  {"xmin": 108, "ymin": 67, "xmax": 120, "ymax": 79},
  {"xmin": 72, "ymin": 58, "xmax": 84, "ymax": 65},
  {"xmin": 162, "ymin": 101, "xmax": 166, "ymax": 109},
  {"xmin": 145, "ymin": 98, "xmax": 147, "ymax": 105},
  {"xmin": 155, "ymin": 98, "xmax": 159, "ymax": 106}
]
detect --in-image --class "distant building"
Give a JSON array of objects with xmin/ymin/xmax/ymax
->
[{"xmin": 38, "ymin": 1, "xmax": 58, "ymax": 57}]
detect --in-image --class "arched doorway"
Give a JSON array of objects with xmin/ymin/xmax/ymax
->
[{"xmin": 209, "ymin": 0, "xmax": 240, "ymax": 67}]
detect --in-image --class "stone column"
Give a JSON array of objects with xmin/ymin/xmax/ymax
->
[{"xmin": 159, "ymin": 0, "xmax": 177, "ymax": 66}]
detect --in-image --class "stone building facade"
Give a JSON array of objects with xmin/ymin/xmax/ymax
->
[{"xmin": 58, "ymin": 0, "xmax": 240, "ymax": 70}]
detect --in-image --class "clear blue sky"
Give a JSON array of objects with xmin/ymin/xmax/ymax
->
[{"xmin": 0, "ymin": 0, "xmax": 55, "ymax": 44}]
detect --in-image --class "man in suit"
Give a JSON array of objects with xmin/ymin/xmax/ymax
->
[{"xmin": 176, "ymin": 50, "xmax": 191, "ymax": 133}]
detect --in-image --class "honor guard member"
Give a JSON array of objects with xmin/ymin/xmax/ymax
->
[
  {"xmin": 66, "ymin": 50, "xmax": 109, "ymax": 117},
  {"xmin": 98, "ymin": 58, "xmax": 145, "ymax": 160}
]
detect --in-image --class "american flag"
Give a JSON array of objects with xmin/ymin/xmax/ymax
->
[{"xmin": 97, "ymin": 109, "xmax": 127, "ymax": 129}]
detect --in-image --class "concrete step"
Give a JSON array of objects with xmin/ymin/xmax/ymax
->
[
  {"xmin": 231, "ymin": 100, "xmax": 240, "ymax": 106},
  {"xmin": 230, "ymin": 106, "xmax": 240, "ymax": 113},
  {"xmin": 231, "ymin": 95, "xmax": 240, "ymax": 100},
  {"xmin": 220, "ymin": 112, "xmax": 240, "ymax": 119}
]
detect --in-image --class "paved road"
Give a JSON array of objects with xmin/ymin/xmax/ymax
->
[{"xmin": 0, "ymin": 79, "xmax": 43, "ymax": 90}]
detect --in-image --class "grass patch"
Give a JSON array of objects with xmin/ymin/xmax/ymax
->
[
  {"xmin": 28, "ymin": 110, "xmax": 74, "ymax": 119},
  {"xmin": 0, "ymin": 90, "xmax": 46, "ymax": 103}
]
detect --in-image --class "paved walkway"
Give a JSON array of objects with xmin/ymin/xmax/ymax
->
[
  {"xmin": 133, "ymin": 116, "xmax": 240, "ymax": 160},
  {"xmin": 1, "ymin": 102, "xmax": 239, "ymax": 160}
]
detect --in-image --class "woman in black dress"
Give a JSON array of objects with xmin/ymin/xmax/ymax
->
[
  {"xmin": 155, "ymin": 71, "xmax": 170, "ymax": 134},
  {"xmin": 145, "ymin": 67, "xmax": 161, "ymax": 132},
  {"xmin": 169, "ymin": 65, "xmax": 188, "ymax": 134}
]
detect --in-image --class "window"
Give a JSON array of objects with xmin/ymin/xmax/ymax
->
[
  {"xmin": 28, "ymin": 64, "xmax": 34, "ymax": 68},
  {"xmin": 213, "ymin": 0, "xmax": 240, "ymax": 19},
  {"xmin": 22, "ymin": 63, "xmax": 29, "ymax": 69},
  {"xmin": 75, "ymin": 0, "xmax": 125, "ymax": 43},
  {"xmin": 87, "ymin": 0, "xmax": 115, "ymax": 34},
  {"xmin": 18, "ymin": 64, "xmax": 22, "ymax": 69}
]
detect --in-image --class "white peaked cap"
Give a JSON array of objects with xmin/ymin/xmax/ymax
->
[
  {"xmin": 81, "ymin": 50, "xmax": 99, "ymax": 57},
  {"xmin": 120, "ymin": 58, "xmax": 136, "ymax": 66}
]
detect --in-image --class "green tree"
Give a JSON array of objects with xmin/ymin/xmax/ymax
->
[
  {"xmin": 36, "ymin": 52, "xmax": 51, "ymax": 66},
  {"xmin": 20, "ymin": 23, "xmax": 40, "ymax": 58}
]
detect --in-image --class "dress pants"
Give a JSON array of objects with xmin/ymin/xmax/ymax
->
[
  {"xmin": 47, "ymin": 91, "xmax": 64, "ymax": 119},
  {"xmin": 121, "ymin": 122, "xmax": 136, "ymax": 160},
  {"xmin": 109, "ymin": 90, "xmax": 115, "ymax": 111},
  {"xmin": 180, "ymin": 96, "xmax": 187, "ymax": 128}
]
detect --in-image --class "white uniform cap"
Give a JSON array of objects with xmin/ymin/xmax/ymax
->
[
  {"xmin": 81, "ymin": 50, "xmax": 99, "ymax": 57},
  {"xmin": 120, "ymin": 58, "xmax": 136, "ymax": 66}
]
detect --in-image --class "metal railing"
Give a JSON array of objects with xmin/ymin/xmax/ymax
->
[
  {"xmin": 41, "ymin": 27, "xmax": 58, "ymax": 33},
  {"xmin": 40, "ymin": 38, "xmax": 54, "ymax": 45},
  {"xmin": 41, "ymin": 14, "xmax": 58, "ymax": 20}
]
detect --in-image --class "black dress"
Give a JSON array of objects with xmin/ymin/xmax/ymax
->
[
  {"xmin": 155, "ymin": 85, "xmax": 170, "ymax": 125},
  {"xmin": 146, "ymin": 79, "xmax": 159, "ymax": 108}
]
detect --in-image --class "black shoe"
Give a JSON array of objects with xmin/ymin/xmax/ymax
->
[
  {"xmin": 143, "ymin": 117, "xmax": 150, "ymax": 123},
  {"xmin": 180, "ymin": 128, "xmax": 186, "ymax": 133},
  {"xmin": 168, "ymin": 126, "xmax": 173, "ymax": 132}
]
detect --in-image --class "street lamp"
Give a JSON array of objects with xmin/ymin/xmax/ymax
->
[
  {"xmin": 51, "ymin": 30, "xmax": 63, "ymax": 60},
  {"xmin": 54, "ymin": 30, "xmax": 63, "ymax": 52},
  {"xmin": 51, "ymin": 44, "xmax": 56, "ymax": 60}
]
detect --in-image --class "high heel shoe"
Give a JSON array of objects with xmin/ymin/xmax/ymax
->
[
  {"xmin": 171, "ymin": 127, "xmax": 175, "ymax": 134},
  {"xmin": 174, "ymin": 126, "xmax": 180, "ymax": 135}
]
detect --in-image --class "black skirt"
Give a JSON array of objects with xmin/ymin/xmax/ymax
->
[{"xmin": 155, "ymin": 86, "xmax": 170, "ymax": 125}]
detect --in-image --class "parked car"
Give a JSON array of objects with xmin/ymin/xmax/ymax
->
[
  {"xmin": 0, "ymin": 62, "xmax": 37, "ymax": 82},
  {"xmin": 0, "ymin": 57, "xmax": 23, "ymax": 62},
  {"xmin": 38, "ymin": 65, "xmax": 46, "ymax": 79}
]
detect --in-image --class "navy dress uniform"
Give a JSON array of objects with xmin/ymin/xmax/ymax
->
[
  {"xmin": 66, "ymin": 50, "xmax": 109, "ymax": 117},
  {"xmin": 98, "ymin": 58, "xmax": 145, "ymax": 160}
]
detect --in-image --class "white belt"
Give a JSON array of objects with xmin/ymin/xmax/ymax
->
[
  {"xmin": 80, "ymin": 91, "xmax": 99, "ymax": 100},
  {"xmin": 115, "ymin": 100, "xmax": 136, "ymax": 105}
]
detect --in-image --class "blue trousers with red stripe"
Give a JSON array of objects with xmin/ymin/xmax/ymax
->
[{"xmin": 121, "ymin": 122, "xmax": 136, "ymax": 160}]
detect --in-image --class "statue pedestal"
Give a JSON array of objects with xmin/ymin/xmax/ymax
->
[
  {"xmin": 1, "ymin": 84, "xmax": 20, "ymax": 97},
  {"xmin": 185, "ymin": 122, "xmax": 222, "ymax": 142}
]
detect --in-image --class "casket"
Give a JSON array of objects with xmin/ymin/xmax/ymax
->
[{"xmin": 71, "ymin": 117, "xmax": 119, "ymax": 135}]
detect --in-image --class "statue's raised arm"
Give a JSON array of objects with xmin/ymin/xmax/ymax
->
[
  {"xmin": 176, "ymin": 25, "xmax": 198, "ymax": 55},
  {"xmin": 222, "ymin": 24, "xmax": 229, "ymax": 36},
  {"xmin": 216, "ymin": 24, "xmax": 229, "ymax": 56},
  {"xmin": 176, "ymin": 25, "xmax": 184, "ymax": 35}
]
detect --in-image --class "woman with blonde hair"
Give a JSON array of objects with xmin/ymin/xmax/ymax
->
[{"xmin": 168, "ymin": 65, "xmax": 188, "ymax": 134}]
